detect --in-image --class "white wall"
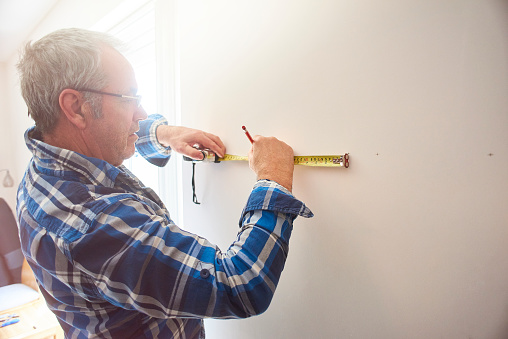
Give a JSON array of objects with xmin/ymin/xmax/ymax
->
[
  {"xmin": 0, "ymin": 62, "xmax": 17, "ymax": 208},
  {"xmin": 178, "ymin": 1, "xmax": 508, "ymax": 338},
  {"xmin": 3, "ymin": 0, "xmax": 508, "ymax": 338}
]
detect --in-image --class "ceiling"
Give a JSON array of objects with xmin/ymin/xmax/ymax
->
[{"xmin": 0, "ymin": 0, "xmax": 59, "ymax": 62}]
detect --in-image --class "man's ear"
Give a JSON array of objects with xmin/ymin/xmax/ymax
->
[{"xmin": 59, "ymin": 89, "xmax": 87, "ymax": 129}]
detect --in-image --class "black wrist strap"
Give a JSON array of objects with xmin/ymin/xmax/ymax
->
[{"xmin": 192, "ymin": 162, "xmax": 200, "ymax": 205}]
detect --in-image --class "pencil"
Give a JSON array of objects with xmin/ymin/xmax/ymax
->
[{"xmin": 242, "ymin": 126, "xmax": 254, "ymax": 144}]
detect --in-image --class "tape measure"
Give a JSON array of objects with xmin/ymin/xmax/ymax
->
[
  {"xmin": 185, "ymin": 152, "xmax": 350, "ymax": 168},
  {"xmin": 185, "ymin": 150, "xmax": 349, "ymax": 204}
]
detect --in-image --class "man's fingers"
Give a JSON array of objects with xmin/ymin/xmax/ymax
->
[
  {"xmin": 183, "ymin": 145, "xmax": 206, "ymax": 160},
  {"xmin": 200, "ymin": 132, "xmax": 226, "ymax": 158}
]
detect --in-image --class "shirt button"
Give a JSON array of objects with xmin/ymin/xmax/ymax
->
[{"xmin": 200, "ymin": 269, "xmax": 210, "ymax": 279}]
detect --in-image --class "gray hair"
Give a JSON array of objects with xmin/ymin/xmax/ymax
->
[{"xmin": 16, "ymin": 28, "xmax": 123, "ymax": 133}]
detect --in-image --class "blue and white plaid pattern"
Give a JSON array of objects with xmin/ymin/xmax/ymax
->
[
  {"xmin": 136, "ymin": 114, "xmax": 172, "ymax": 167},
  {"xmin": 17, "ymin": 114, "xmax": 313, "ymax": 338}
]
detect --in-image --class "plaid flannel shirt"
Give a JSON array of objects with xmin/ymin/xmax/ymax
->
[{"xmin": 16, "ymin": 114, "xmax": 313, "ymax": 338}]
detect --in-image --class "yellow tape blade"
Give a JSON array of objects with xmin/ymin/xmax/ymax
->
[
  {"xmin": 217, "ymin": 153, "xmax": 349, "ymax": 168},
  {"xmin": 294, "ymin": 155, "xmax": 346, "ymax": 167},
  {"xmin": 218, "ymin": 154, "xmax": 249, "ymax": 162}
]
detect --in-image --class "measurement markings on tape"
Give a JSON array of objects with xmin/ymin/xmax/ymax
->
[
  {"xmin": 218, "ymin": 154, "xmax": 248, "ymax": 162},
  {"xmin": 293, "ymin": 154, "xmax": 349, "ymax": 167},
  {"xmin": 187, "ymin": 152, "xmax": 350, "ymax": 168}
]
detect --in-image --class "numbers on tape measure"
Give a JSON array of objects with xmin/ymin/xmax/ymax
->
[
  {"xmin": 294, "ymin": 154, "xmax": 349, "ymax": 167},
  {"xmin": 185, "ymin": 151, "xmax": 349, "ymax": 168},
  {"xmin": 333, "ymin": 157, "xmax": 343, "ymax": 164},
  {"xmin": 222, "ymin": 154, "xmax": 248, "ymax": 162}
]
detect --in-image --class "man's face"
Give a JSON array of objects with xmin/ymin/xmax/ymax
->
[{"xmin": 85, "ymin": 47, "xmax": 147, "ymax": 166}]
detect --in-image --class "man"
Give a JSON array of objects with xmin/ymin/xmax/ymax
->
[{"xmin": 16, "ymin": 28, "xmax": 312, "ymax": 338}]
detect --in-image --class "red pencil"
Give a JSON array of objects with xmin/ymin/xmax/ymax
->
[{"xmin": 242, "ymin": 126, "xmax": 254, "ymax": 144}]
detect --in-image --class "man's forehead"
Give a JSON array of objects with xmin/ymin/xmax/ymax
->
[{"xmin": 100, "ymin": 46, "xmax": 137, "ymax": 92}]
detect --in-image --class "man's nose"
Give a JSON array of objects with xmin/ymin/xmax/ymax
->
[{"xmin": 135, "ymin": 104, "xmax": 148, "ymax": 121}]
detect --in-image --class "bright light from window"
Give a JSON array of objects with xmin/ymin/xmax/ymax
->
[{"xmin": 99, "ymin": 1, "xmax": 160, "ymax": 194}]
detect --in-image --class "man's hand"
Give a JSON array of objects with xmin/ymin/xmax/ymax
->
[
  {"xmin": 156, "ymin": 125, "xmax": 226, "ymax": 160},
  {"xmin": 248, "ymin": 135, "xmax": 294, "ymax": 192}
]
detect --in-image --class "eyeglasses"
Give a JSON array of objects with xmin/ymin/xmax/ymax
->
[{"xmin": 77, "ymin": 88, "xmax": 142, "ymax": 107}]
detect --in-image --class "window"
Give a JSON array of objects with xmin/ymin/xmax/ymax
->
[{"xmin": 93, "ymin": 0, "xmax": 183, "ymax": 224}]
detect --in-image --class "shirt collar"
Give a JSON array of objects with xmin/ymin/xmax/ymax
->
[{"xmin": 25, "ymin": 126, "xmax": 122, "ymax": 188}]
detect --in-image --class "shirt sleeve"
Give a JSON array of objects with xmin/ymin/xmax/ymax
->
[
  {"xmin": 69, "ymin": 180, "xmax": 313, "ymax": 319},
  {"xmin": 136, "ymin": 114, "xmax": 172, "ymax": 167}
]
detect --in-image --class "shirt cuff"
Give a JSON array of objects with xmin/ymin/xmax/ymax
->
[
  {"xmin": 240, "ymin": 179, "xmax": 314, "ymax": 224},
  {"xmin": 136, "ymin": 114, "xmax": 172, "ymax": 167}
]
